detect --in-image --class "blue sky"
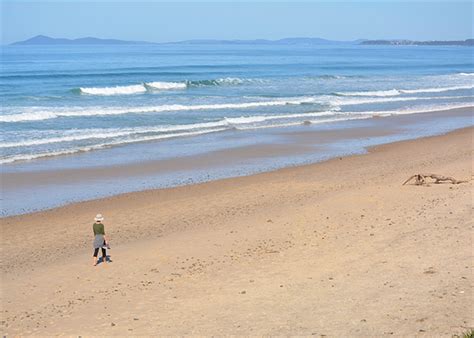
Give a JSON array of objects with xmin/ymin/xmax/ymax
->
[{"xmin": 1, "ymin": 1, "xmax": 472, "ymax": 44}]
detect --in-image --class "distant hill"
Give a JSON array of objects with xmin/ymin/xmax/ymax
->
[
  {"xmin": 361, "ymin": 39, "xmax": 474, "ymax": 46},
  {"xmin": 11, "ymin": 35, "xmax": 152, "ymax": 45},
  {"xmin": 12, "ymin": 35, "xmax": 360, "ymax": 46}
]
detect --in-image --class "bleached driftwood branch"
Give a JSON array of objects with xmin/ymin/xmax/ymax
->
[{"xmin": 402, "ymin": 173, "xmax": 467, "ymax": 186}]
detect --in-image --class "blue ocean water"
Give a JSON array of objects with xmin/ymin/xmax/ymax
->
[{"xmin": 1, "ymin": 44, "xmax": 473, "ymax": 164}]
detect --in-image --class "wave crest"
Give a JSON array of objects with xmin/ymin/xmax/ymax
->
[
  {"xmin": 335, "ymin": 89, "xmax": 400, "ymax": 97},
  {"xmin": 0, "ymin": 97, "xmax": 319, "ymax": 123},
  {"xmin": 3, "ymin": 94, "xmax": 471, "ymax": 123},
  {"xmin": 336, "ymin": 85, "xmax": 474, "ymax": 97},
  {"xmin": 79, "ymin": 84, "xmax": 147, "ymax": 95},
  {"xmin": 187, "ymin": 77, "xmax": 257, "ymax": 87},
  {"xmin": 2, "ymin": 102, "xmax": 473, "ymax": 164},
  {"xmin": 77, "ymin": 77, "xmax": 264, "ymax": 95},
  {"xmin": 145, "ymin": 81, "xmax": 187, "ymax": 90}
]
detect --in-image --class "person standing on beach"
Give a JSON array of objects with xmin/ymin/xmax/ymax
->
[{"xmin": 92, "ymin": 214, "xmax": 108, "ymax": 266}]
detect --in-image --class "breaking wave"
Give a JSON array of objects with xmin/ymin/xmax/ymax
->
[
  {"xmin": 0, "ymin": 97, "xmax": 320, "ymax": 122},
  {"xmin": 79, "ymin": 84, "xmax": 147, "ymax": 95},
  {"xmin": 3, "ymin": 94, "xmax": 471, "ymax": 123},
  {"xmin": 0, "ymin": 128, "xmax": 228, "ymax": 164},
  {"xmin": 2, "ymin": 102, "xmax": 472, "ymax": 164},
  {"xmin": 145, "ymin": 81, "xmax": 187, "ymax": 90},
  {"xmin": 336, "ymin": 85, "xmax": 474, "ymax": 97},
  {"xmin": 0, "ymin": 121, "xmax": 229, "ymax": 148},
  {"xmin": 187, "ymin": 77, "xmax": 253, "ymax": 86},
  {"xmin": 76, "ymin": 77, "xmax": 261, "ymax": 96}
]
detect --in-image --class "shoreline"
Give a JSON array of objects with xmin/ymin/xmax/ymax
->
[
  {"xmin": 2, "ymin": 106, "xmax": 473, "ymax": 217},
  {"xmin": 2, "ymin": 125, "xmax": 472, "ymax": 335},
  {"xmin": 2, "ymin": 125, "xmax": 472, "ymax": 226},
  {"xmin": 0, "ymin": 126, "xmax": 474, "ymax": 221}
]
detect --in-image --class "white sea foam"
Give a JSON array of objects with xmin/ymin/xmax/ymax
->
[
  {"xmin": 0, "ymin": 131, "xmax": 134, "ymax": 148},
  {"xmin": 0, "ymin": 98, "xmax": 319, "ymax": 122},
  {"xmin": 339, "ymin": 102, "xmax": 474, "ymax": 118},
  {"xmin": 374, "ymin": 102, "xmax": 473, "ymax": 115},
  {"xmin": 2, "ymin": 102, "xmax": 472, "ymax": 164},
  {"xmin": 0, "ymin": 128, "xmax": 228, "ymax": 164},
  {"xmin": 1, "ymin": 148, "xmax": 95, "ymax": 164},
  {"xmin": 233, "ymin": 102, "xmax": 473, "ymax": 131},
  {"xmin": 215, "ymin": 77, "xmax": 245, "ymax": 85},
  {"xmin": 2, "ymin": 95, "xmax": 468, "ymax": 123},
  {"xmin": 0, "ymin": 121, "xmax": 229, "ymax": 148},
  {"xmin": 0, "ymin": 111, "xmax": 341, "ymax": 151},
  {"xmin": 224, "ymin": 111, "xmax": 336, "ymax": 125},
  {"xmin": 240, "ymin": 102, "xmax": 474, "ymax": 130},
  {"xmin": 187, "ymin": 77, "xmax": 265, "ymax": 87},
  {"xmin": 399, "ymin": 85, "xmax": 474, "ymax": 94},
  {"xmin": 336, "ymin": 85, "xmax": 474, "ymax": 97},
  {"xmin": 78, "ymin": 78, "xmax": 258, "ymax": 96},
  {"xmin": 331, "ymin": 95, "xmax": 474, "ymax": 107},
  {"xmin": 145, "ymin": 81, "xmax": 187, "ymax": 90},
  {"xmin": 336, "ymin": 89, "xmax": 401, "ymax": 97},
  {"xmin": 79, "ymin": 84, "xmax": 147, "ymax": 95},
  {"xmin": 1, "ymin": 112, "xmax": 336, "ymax": 149},
  {"xmin": 0, "ymin": 111, "xmax": 59, "ymax": 122},
  {"xmin": 80, "ymin": 81, "xmax": 188, "ymax": 95},
  {"xmin": 330, "ymin": 96, "xmax": 430, "ymax": 106},
  {"xmin": 234, "ymin": 115, "xmax": 371, "ymax": 130}
]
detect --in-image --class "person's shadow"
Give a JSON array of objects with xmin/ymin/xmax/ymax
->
[{"xmin": 96, "ymin": 255, "xmax": 113, "ymax": 265}]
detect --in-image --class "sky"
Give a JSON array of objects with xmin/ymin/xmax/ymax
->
[{"xmin": 1, "ymin": 1, "xmax": 472, "ymax": 44}]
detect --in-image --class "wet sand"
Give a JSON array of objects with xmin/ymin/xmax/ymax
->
[{"xmin": 1, "ymin": 127, "xmax": 473, "ymax": 336}]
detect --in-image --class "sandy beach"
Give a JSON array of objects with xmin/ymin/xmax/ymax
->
[{"xmin": 1, "ymin": 126, "xmax": 473, "ymax": 336}]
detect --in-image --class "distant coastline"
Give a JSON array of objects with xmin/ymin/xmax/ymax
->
[
  {"xmin": 11, "ymin": 35, "xmax": 473, "ymax": 46},
  {"xmin": 361, "ymin": 39, "xmax": 474, "ymax": 46}
]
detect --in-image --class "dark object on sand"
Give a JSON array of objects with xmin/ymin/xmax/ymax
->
[{"xmin": 402, "ymin": 173, "xmax": 467, "ymax": 186}]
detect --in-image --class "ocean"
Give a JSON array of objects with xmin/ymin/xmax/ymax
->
[{"xmin": 1, "ymin": 43, "xmax": 473, "ymax": 215}]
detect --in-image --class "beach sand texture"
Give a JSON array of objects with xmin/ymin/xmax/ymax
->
[{"xmin": 1, "ymin": 127, "xmax": 473, "ymax": 336}]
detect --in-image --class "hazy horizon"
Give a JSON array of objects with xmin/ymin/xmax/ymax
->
[
  {"xmin": 8, "ymin": 34, "xmax": 474, "ymax": 46},
  {"xmin": 1, "ymin": 1, "xmax": 472, "ymax": 45}
]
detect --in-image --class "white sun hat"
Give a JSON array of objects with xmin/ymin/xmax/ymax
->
[{"xmin": 94, "ymin": 214, "xmax": 104, "ymax": 222}]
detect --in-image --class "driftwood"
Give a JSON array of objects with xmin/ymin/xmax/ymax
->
[{"xmin": 403, "ymin": 173, "xmax": 467, "ymax": 186}]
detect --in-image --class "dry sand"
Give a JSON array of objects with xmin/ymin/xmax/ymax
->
[{"xmin": 1, "ymin": 127, "xmax": 473, "ymax": 336}]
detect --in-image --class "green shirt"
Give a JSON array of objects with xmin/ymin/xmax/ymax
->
[{"xmin": 93, "ymin": 222, "xmax": 105, "ymax": 235}]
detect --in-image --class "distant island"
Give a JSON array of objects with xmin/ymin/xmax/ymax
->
[
  {"xmin": 361, "ymin": 39, "xmax": 473, "ymax": 46},
  {"xmin": 10, "ymin": 35, "xmax": 474, "ymax": 46}
]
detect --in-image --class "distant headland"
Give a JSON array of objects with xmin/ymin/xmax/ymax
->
[
  {"xmin": 10, "ymin": 35, "xmax": 474, "ymax": 46},
  {"xmin": 10, "ymin": 35, "xmax": 152, "ymax": 45}
]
